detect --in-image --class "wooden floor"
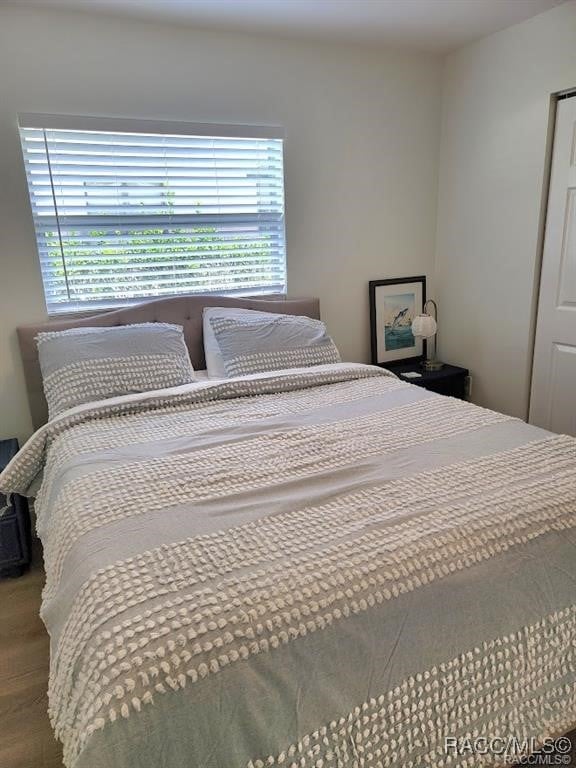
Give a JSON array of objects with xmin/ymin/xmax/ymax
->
[
  {"xmin": 1, "ymin": 544, "xmax": 575, "ymax": 768},
  {"xmin": 0, "ymin": 543, "xmax": 63, "ymax": 768}
]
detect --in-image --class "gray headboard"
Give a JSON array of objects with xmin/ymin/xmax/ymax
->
[{"xmin": 18, "ymin": 294, "xmax": 321, "ymax": 430}]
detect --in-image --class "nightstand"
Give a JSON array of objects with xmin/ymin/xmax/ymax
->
[
  {"xmin": 0, "ymin": 439, "xmax": 32, "ymax": 578},
  {"xmin": 384, "ymin": 361, "xmax": 469, "ymax": 400}
]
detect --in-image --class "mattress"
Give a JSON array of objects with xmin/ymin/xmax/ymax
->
[{"xmin": 1, "ymin": 362, "xmax": 575, "ymax": 768}]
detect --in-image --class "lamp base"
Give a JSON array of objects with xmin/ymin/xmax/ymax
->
[{"xmin": 420, "ymin": 359, "xmax": 444, "ymax": 371}]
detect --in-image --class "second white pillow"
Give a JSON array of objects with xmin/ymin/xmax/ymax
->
[{"xmin": 203, "ymin": 307, "xmax": 340, "ymax": 378}]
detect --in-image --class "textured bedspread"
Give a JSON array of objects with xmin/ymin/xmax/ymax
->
[{"xmin": 1, "ymin": 363, "xmax": 576, "ymax": 768}]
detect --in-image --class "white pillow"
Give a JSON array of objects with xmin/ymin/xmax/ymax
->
[
  {"xmin": 203, "ymin": 309, "xmax": 232, "ymax": 378},
  {"xmin": 203, "ymin": 307, "xmax": 340, "ymax": 378}
]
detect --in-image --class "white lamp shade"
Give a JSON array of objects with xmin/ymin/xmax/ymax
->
[{"xmin": 411, "ymin": 313, "xmax": 437, "ymax": 339}]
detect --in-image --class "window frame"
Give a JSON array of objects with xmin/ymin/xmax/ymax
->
[{"xmin": 19, "ymin": 114, "xmax": 287, "ymax": 316}]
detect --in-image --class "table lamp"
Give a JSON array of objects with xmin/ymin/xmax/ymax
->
[{"xmin": 411, "ymin": 299, "xmax": 443, "ymax": 371}]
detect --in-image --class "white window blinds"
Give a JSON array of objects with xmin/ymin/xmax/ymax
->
[{"xmin": 19, "ymin": 116, "xmax": 286, "ymax": 314}]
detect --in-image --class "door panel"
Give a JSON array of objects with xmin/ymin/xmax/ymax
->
[
  {"xmin": 549, "ymin": 343, "xmax": 576, "ymax": 436},
  {"xmin": 558, "ymin": 188, "xmax": 576, "ymax": 307},
  {"xmin": 530, "ymin": 96, "xmax": 576, "ymax": 436}
]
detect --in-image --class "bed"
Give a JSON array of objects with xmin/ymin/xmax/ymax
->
[{"xmin": 1, "ymin": 294, "xmax": 576, "ymax": 768}]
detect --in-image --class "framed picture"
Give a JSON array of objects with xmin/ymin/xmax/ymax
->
[{"xmin": 369, "ymin": 276, "xmax": 426, "ymax": 366}]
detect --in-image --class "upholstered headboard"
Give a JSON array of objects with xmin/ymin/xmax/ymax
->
[{"xmin": 18, "ymin": 294, "xmax": 321, "ymax": 430}]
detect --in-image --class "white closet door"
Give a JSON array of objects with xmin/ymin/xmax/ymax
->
[{"xmin": 530, "ymin": 96, "xmax": 576, "ymax": 436}]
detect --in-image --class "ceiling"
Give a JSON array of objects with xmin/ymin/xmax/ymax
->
[{"xmin": 2, "ymin": 0, "xmax": 567, "ymax": 52}]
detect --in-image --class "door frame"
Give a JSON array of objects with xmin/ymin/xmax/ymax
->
[{"xmin": 526, "ymin": 90, "xmax": 576, "ymax": 421}]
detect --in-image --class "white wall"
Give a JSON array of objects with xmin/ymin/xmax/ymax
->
[
  {"xmin": 435, "ymin": 1, "xmax": 576, "ymax": 419},
  {"xmin": 0, "ymin": 7, "xmax": 442, "ymax": 443}
]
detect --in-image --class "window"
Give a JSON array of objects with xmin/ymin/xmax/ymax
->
[{"xmin": 19, "ymin": 115, "xmax": 286, "ymax": 314}]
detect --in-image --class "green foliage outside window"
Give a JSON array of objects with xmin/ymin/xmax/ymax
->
[{"xmin": 44, "ymin": 225, "xmax": 274, "ymax": 303}]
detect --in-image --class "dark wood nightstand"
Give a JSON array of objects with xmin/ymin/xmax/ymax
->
[
  {"xmin": 383, "ymin": 361, "xmax": 469, "ymax": 400},
  {"xmin": 0, "ymin": 439, "xmax": 32, "ymax": 578}
]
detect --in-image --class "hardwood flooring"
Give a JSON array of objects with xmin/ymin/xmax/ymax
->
[{"xmin": 0, "ymin": 543, "xmax": 63, "ymax": 768}]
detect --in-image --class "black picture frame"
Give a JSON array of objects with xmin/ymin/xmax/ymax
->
[{"xmin": 369, "ymin": 276, "xmax": 427, "ymax": 366}]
